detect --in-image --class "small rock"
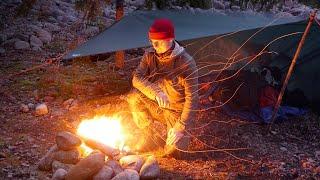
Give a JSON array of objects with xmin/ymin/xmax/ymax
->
[
  {"xmin": 111, "ymin": 169, "xmax": 139, "ymax": 180},
  {"xmin": 43, "ymin": 22, "xmax": 61, "ymax": 32},
  {"xmin": 35, "ymin": 103, "xmax": 49, "ymax": 116},
  {"xmin": 20, "ymin": 104, "xmax": 29, "ymax": 113},
  {"xmin": 119, "ymin": 155, "xmax": 144, "ymax": 172},
  {"xmin": 93, "ymin": 165, "xmax": 114, "ymax": 180},
  {"xmin": 52, "ymin": 160, "xmax": 74, "ymax": 172},
  {"xmin": 231, "ymin": 5, "xmax": 240, "ymax": 11},
  {"xmin": 56, "ymin": 131, "xmax": 82, "ymax": 151},
  {"xmin": 106, "ymin": 160, "xmax": 123, "ymax": 175},
  {"xmin": 280, "ymin": 147, "xmax": 287, "ymax": 151},
  {"xmin": 52, "ymin": 168, "xmax": 67, "ymax": 180},
  {"xmin": 14, "ymin": 40, "xmax": 30, "ymax": 50},
  {"xmin": 27, "ymin": 103, "xmax": 35, "ymax": 110},
  {"xmin": 140, "ymin": 155, "xmax": 160, "ymax": 179},
  {"xmin": 0, "ymin": 48, "xmax": 5, "ymax": 54},
  {"xmin": 65, "ymin": 152, "xmax": 105, "ymax": 180},
  {"xmin": 30, "ymin": 35, "xmax": 43, "ymax": 48},
  {"xmin": 53, "ymin": 149, "xmax": 80, "ymax": 164},
  {"xmin": 38, "ymin": 145, "xmax": 58, "ymax": 171}
]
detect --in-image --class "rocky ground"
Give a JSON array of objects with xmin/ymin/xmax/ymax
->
[{"xmin": 0, "ymin": 0, "xmax": 320, "ymax": 179}]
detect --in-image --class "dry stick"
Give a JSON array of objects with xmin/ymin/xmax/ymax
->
[{"xmin": 269, "ymin": 11, "xmax": 317, "ymax": 129}]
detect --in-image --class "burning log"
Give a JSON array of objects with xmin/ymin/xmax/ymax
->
[
  {"xmin": 85, "ymin": 139, "xmax": 120, "ymax": 158},
  {"xmin": 65, "ymin": 152, "xmax": 105, "ymax": 180}
]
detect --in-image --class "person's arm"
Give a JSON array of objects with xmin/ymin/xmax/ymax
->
[
  {"xmin": 175, "ymin": 57, "xmax": 199, "ymax": 132},
  {"xmin": 132, "ymin": 52, "xmax": 162, "ymax": 100}
]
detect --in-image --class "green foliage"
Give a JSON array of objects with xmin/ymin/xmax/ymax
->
[
  {"xmin": 299, "ymin": 0, "xmax": 320, "ymax": 8},
  {"xmin": 145, "ymin": 0, "xmax": 170, "ymax": 10}
]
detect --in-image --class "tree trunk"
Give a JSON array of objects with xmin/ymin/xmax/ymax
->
[{"xmin": 115, "ymin": 0, "xmax": 125, "ymax": 69}]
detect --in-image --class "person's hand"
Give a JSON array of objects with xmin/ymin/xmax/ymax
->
[
  {"xmin": 155, "ymin": 92, "xmax": 169, "ymax": 108},
  {"xmin": 166, "ymin": 128, "xmax": 184, "ymax": 146}
]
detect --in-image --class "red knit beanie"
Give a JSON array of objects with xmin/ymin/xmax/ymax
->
[{"xmin": 148, "ymin": 18, "xmax": 175, "ymax": 40}]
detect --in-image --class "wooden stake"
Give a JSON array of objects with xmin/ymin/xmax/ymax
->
[
  {"xmin": 115, "ymin": 0, "xmax": 125, "ymax": 69},
  {"xmin": 269, "ymin": 11, "xmax": 317, "ymax": 128}
]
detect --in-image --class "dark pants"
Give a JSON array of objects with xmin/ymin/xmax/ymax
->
[{"xmin": 127, "ymin": 89, "xmax": 190, "ymax": 154}]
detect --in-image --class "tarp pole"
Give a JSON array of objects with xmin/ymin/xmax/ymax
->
[
  {"xmin": 115, "ymin": 0, "xmax": 125, "ymax": 69},
  {"xmin": 269, "ymin": 11, "xmax": 317, "ymax": 128}
]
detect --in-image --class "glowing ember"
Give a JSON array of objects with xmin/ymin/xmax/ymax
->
[{"xmin": 77, "ymin": 116, "xmax": 126, "ymax": 151}]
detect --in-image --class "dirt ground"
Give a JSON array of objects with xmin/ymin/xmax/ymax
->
[{"xmin": 1, "ymin": 50, "xmax": 320, "ymax": 180}]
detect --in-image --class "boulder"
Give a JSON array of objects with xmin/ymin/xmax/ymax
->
[
  {"xmin": 14, "ymin": 40, "xmax": 30, "ymax": 50},
  {"xmin": 56, "ymin": 131, "xmax": 82, "ymax": 151},
  {"xmin": 139, "ymin": 155, "xmax": 160, "ymax": 179},
  {"xmin": 53, "ymin": 149, "xmax": 80, "ymax": 164},
  {"xmin": 52, "ymin": 160, "xmax": 74, "ymax": 172},
  {"xmin": 36, "ymin": 29, "xmax": 52, "ymax": 44},
  {"xmin": 38, "ymin": 145, "xmax": 58, "ymax": 171},
  {"xmin": 93, "ymin": 165, "xmax": 114, "ymax": 180},
  {"xmin": 65, "ymin": 152, "xmax": 105, "ymax": 180},
  {"xmin": 35, "ymin": 103, "xmax": 49, "ymax": 116},
  {"xmin": 52, "ymin": 168, "xmax": 67, "ymax": 180},
  {"xmin": 30, "ymin": 35, "xmax": 43, "ymax": 48},
  {"xmin": 119, "ymin": 155, "xmax": 144, "ymax": 172},
  {"xmin": 105, "ymin": 160, "xmax": 123, "ymax": 175},
  {"xmin": 111, "ymin": 169, "xmax": 139, "ymax": 180}
]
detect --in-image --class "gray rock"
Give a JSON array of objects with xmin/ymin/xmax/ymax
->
[
  {"xmin": 140, "ymin": 155, "xmax": 160, "ymax": 179},
  {"xmin": 93, "ymin": 165, "xmax": 114, "ymax": 180},
  {"xmin": 52, "ymin": 160, "xmax": 74, "ymax": 172},
  {"xmin": 231, "ymin": 5, "xmax": 240, "ymax": 11},
  {"xmin": 65, "ymin": 152, "xmax": 105, "ymax": 180},
  {"xmin": 111, "ymin": 169, "xmax": 139, "ymax": 180},
  {"xmin": 27, "ymin": 103, "xmax": 35, "ymax": 109},
  {"xmin": 119, "ymin": 155, "xmax": 144, "ymax": 172},
  {"xmin": 56, "ymin": 131, "xmax": 82, "ymax": 151},
  {"xmin": 52, "ymin": 168, "xmax": 67, "ymax": 180},
  {"xmin": 43, "ymin": 22, "xmax": 61, "ymax": 33},
  {"xmin": 0, "ymin": 34, "xmax": 7, "ymax": 44},
  {"xmin": 14, "ymin": 40, "xmax": 30, "ymax": 50},
  {"xmin": 38, "ymin": 145, "xmax": 58, "ymax": 171},
  {"xmin": 213, "ymin": 0, "xmax": 225, "ymax": 10},
  {"xmin": 106, "ymin": 160, "xmax": 123, "ymax": 175},
  {"xmin": 84, "ymin": 26, "xmax": 100, "ymax": 37},
  {"xmin": 30, "ymin": 35, "xmax": 43, "ymax": 48},
  {"xmin": 0, "ymin": 48, "xmax": 5, "ymax": 54},
  {"xmin": 20, "ymin": 104, "xmax": 29, "ymax": 113},
  {"xmin": 35, "ymin": 103, "xmax": 49, "ymax": 116},
  {"xmin": 36, "ymin": 29, "xmax": 52, "ymax": 44},
  {"xmin": 53, "ymin": 149, "xmax": 80, "ymax": 164}
]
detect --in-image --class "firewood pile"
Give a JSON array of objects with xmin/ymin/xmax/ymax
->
[{"xmin": 38, "ymin": 131, "xmax": 160, "ymax": 180}]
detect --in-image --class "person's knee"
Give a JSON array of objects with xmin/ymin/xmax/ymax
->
[{"xmin": 127, "ymin": 90, "xmax": 141, "ymax": 106}]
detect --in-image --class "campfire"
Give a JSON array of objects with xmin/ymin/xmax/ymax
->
[{"xmin": 38, "ymin": 115, "xmax": 160, "ymax": 180}]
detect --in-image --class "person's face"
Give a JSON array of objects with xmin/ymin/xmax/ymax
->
[{"xmin": 150, "ymin": 39, "xmax": 173, "ymax": 54}]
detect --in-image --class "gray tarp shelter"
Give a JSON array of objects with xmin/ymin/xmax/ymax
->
[{"xmin": 64, "ymin": 10, "xmax": 320, "ymax": 111}]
